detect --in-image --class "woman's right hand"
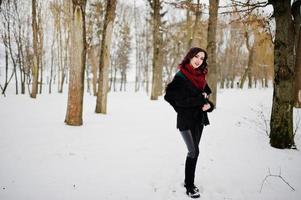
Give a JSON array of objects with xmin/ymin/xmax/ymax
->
[{"xmin": 202, "ymin": 103, "xmax": 211, "ymax": 111}]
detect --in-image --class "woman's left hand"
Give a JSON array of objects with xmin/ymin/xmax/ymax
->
[
  {"xmin": 202, "ymin": 92, "xmax": 208, "ymax": 99},
  {"xmin": 202, "ymin": 103, "xmax": 211, "ymax": 111}
]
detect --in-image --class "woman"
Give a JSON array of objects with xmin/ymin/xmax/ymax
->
[{"xmin": 164, "ymin": 47, "xmax": 214, "ymax": 198}]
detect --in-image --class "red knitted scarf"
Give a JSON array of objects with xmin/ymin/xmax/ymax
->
[{"xmin": 180, "ymin": 64, "xmax": 208, "ymax": 90}]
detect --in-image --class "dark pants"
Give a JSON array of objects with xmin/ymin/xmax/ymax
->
[{"xmin": 180, "ymin": 125, "xmax": 204, "ymax": 188}]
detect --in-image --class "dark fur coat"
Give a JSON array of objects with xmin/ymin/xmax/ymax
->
[{"xmin": 164, "ymin": 71, "xmax": 214, "ymax": 131}]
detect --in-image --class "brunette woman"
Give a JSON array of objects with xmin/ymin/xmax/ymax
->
[{"xmin": 164, "ymin": 47, "xmax": 214, "ymax": 198}]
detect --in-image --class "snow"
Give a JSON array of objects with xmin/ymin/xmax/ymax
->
[{"xmin": 0, "ymin": 86, "xmax": 301, "ymax": 200}]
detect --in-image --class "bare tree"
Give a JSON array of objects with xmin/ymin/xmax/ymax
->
[
  {"xmin": 65, "ymin": 0, "xmax": 87, "ymax": 126},
  {"xmin": 134, "ymin": 0, "xmax": 141, "ymax": 92},
  {"xmin": 133, "ymin": 2, "xmax": 152, "ymax": 93},
  {"xmin": 30, "ymin": 0, "xmax": 39, "ymax": 98},
  {"xmin": 292, "ymin": 0, "xmax": 301, "ymax": 107},
  {"xmin": 295, "ymin": 27, "xmax": 301, "ymax": 107},
  {"xmin": 188, "ymin": 0, "xmax": 204, "ymax": 48},
  {"xmin": 269, "ymin": 0, "xmax": 295, "ymax": 148},
  {"xmin": 117, "ymin": 22, "xmax": 131, "ymax": 91},
  {"xmin": 37, "ymin": 3, "xmax": 44, "ymax": 94},
  {"xmin": 86, "ymin": 0, "xmax": 105, "ymax": 96},
  {"xmin": 149, "ymin": 0, "xmax": 164, "ymax": 100},
  {"xmin": 1, "ymin": 0, "xmax": 18, "ymax": 95},
  {"xmin": 206, "ymin": 0, "xmax": 219, "ymax": 105},
  {"xmin": 95, "ymin": 0, "xmax": 117, "ymax": 114}
]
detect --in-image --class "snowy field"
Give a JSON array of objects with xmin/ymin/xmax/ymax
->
[{"xmin": 0, "ymin": 86, "xmax": 301, "ymax": 200}]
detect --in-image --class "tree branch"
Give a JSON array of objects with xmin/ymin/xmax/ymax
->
[
  {"xmin": 218, "ymin": 0, "xmax": 270, "ymax": 16},
  {"xmin": 0, "ymin": 84, "xmax": 5, "ymax": 97},
  {"xmin": 260, "ymin": 168, "xmax": 295, "ymax": 193}
]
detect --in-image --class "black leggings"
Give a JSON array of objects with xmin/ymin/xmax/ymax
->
[{"xmin": 180, "ymin": 125, "xmax": 204, "ymax": 188}]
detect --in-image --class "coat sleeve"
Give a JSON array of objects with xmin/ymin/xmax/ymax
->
[
  {"xmin": 205, "ymin": 99, "xmax": 215, "ymax": 112},
  {"xmin": 165, "ymin": 76, "xmax": 206, "ymax": 108},
  {"xmin": 204, "ymin": 84, "xmax": 212, "ymax": 95}
]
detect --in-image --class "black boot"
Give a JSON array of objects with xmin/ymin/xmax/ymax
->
[
  {"xmin": 184, "ymin": 156, "xmax": 198, "ymax": 188},
  {"xmin": 184, "ymin": 183, "xmax": 199, "ymax": 192},
  {"xmin": 185, "ymin": 186, "xmax": 200, "ymax": 198}
]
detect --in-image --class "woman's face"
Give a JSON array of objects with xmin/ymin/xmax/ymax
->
[{"xmin": 190, "ymin": 51, "xmax": 205, "ymax": 69}]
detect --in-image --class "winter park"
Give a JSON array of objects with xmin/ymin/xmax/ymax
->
[{"xmin": 1, "ymin": 0, "xmax": 301, "ymax": 199}]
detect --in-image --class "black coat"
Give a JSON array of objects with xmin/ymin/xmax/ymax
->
[{"xmin": 164, "ymin": 71, "xmax": 214, "ymax": 131}]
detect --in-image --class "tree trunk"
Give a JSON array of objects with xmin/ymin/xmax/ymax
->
[
  {"xmin": 292, "ymin": 0, "xmax": 301, "ymax": 107},
  {"xmin": 150, "ymin": 0, "xmax": 163, "ymax": 100},
  {"xmin": 240, "ymin": 46, "xmax": 254, "ymax": 89},
  {"xmin": 294, "ymin": 25, "xmax": 301, "ymax": 107},
  {"xmin": 31, "ymin": 0, "xmax": 39, "ymax": 98},
  {"xmin": 270, "ymin": 0, "xmax": 295, "ymax": 149},
  {"xmin": 95, "ymin": 0, "xmax": 117, "ymax": 114},
  {"xmin": 65, "ymin": 0, "xmax": 86, "ymax": 126},
  {"xmin": 87, "ymin": 46, "xmax": 99, "ymax": 96},
  {"xmin": 191, "ymin": 0, "xmax": 201, "ymax": 47},
  {"xmin": 49, "ymin": 37, "xmax": 54, "ymax": 94},
  {"xmin": 113, "ymin": 68, "xmax": 117, "ymax": 92},
  {"xmin": 7, "ymin": 17, "xmax": 18, "ymax": 95},
  {"xmin": 206, "ymin": 0, "xmax": 219, "ymax": 105},
  {"xmin": 134, "ymin": 0, "xmax": 140, "ymax": 92},
  {"xmin": 58, "ymin": 16, "xmax": 64, "ymax": 93},
  {"xmin": 38, "ymin": 17, "xmax": 44, "ymax": 95},
  {"xmin": 186, "ymin": 0, "xmax": 192, "ymax": 49}
]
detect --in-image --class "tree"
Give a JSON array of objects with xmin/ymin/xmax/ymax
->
[
  {"xmin": 0, "ymin": 0, "xmax": 23, "ymax": 95},
  {"xmin": 292, "ymin": 0, "xmax": 301, "ymax": 107},
  {"xmin": 149, "ymin": 0, "xmax": 164, "ymax": 100},
  {"xmin": 86, "ymin": 0, "xmax": 105, "ymax": 96},
  {"xmin": 65, "ymin": 0, "xmax": 87, "ymax": 126},
  {"xmin": 116, "ymin": 22, "xmax": 131, "ymax": 91},
  {"xmin": 188, "ymin": 0, "xmax": 204, "ymax": 48},
  {"xmin": 30, "ymin": 0, "xmax": 39, "ymax": 98},
  {"xmin": 206, "ymin": 0, "xmax": 219, "ymax": 105},
  {"xmin": 226, "ymin": 0, "xmax": 297, "ymax": 148},
  {"xmin": 95, "ymin": 0, "xmax": 117, "ymax": 114},
  {"xmin": 295, "ymin": 25, "xmax": 301, "ymax": 107},
  {"xmin": 269, "ymin": 0, "xmax": 295, "ymax": 148}
]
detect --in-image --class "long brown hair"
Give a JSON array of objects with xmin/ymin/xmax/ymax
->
[{"xmin": 179, "ymin": 47, "xmax": 208, "ymax": 71}]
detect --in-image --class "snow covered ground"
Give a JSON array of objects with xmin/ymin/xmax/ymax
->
[{"xmin": 0, "ymin": 87, "xmax": 301, "ymax": 200}]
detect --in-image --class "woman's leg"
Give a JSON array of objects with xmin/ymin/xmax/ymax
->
[{"xmin": 180, "ymin": 126, "xmax": 204, "ymax": 188}]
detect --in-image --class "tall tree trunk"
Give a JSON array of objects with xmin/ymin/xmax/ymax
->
[
  {"xmin": 95, "ymin": 0, "xmax": 117, "ymax": 114},
  {"xmin": 240, "ymin": 46, "xmax": 254, "ymax": 88},
  {"xmin": 294, "ymin": 25, "xmax": 301, "ymax": 107},
  {"xmin": 56, "ymin": 29, "xmax": 61, "ymax": 90},
  {"xmin": 86, "ymin": 64, "xmax": 91, "ymax": 94},
  {"xmin": 87, "ymin": 46, "xmax": 99, "ymax": 96},
  {"xmin": 38, "ymin": 19, "xmax": 43, "ymax": 94},
  {"xmin": 113, "ymin": 68, "xmax": 117, "ymax": 92},
  {"xmin": 7, "ymin": 18, "xmax": 19, "ymax": 95},
  {"xmin": 31, "ymin": 0, "xmax": 39, "ymax": 98},
  {"xmin": 292, "ymin": 0, "xmax": 301, "ymax": 107},
  {"xmin": 58, "ymin": 16, "xmax": 64, "ymax": 93},
  {"xmin": 65, "ymin": 0, "xmax": 86, "ymax": 126},
  {"xmin": 19, "ymin": 29, "xmax": 26, "ymax": 94},
  {"xmin": 186, "ymin": 0, "xmax": 192, "ymax": 49},
  {"xmin": 134, "ymin": 0, "xmax": 140, "ymax": 92},
  {"xmin": 13, "ymin": 1, "xmax": 26, "ymax": 95},
  {"xmin": 49, "ymin": 36, "xmax": 54, "ymax": 94},
  {"xmin": 150, "ymin": 0, "xmax": 163, "ymax": 100},
  {"xmin": 191, "ymin": 0, "xmax": 201, "ymax": 47},
  {"xmin": 206, "ymin": 0, "xmax": 219, "ymax": 105},
  {"xmin": 270, "ymin": 0, "xmax": 295, "ymax": 149},
  {"xmin": 120, "ymin": 71, "xmax": 124, "ymax": 92}
]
